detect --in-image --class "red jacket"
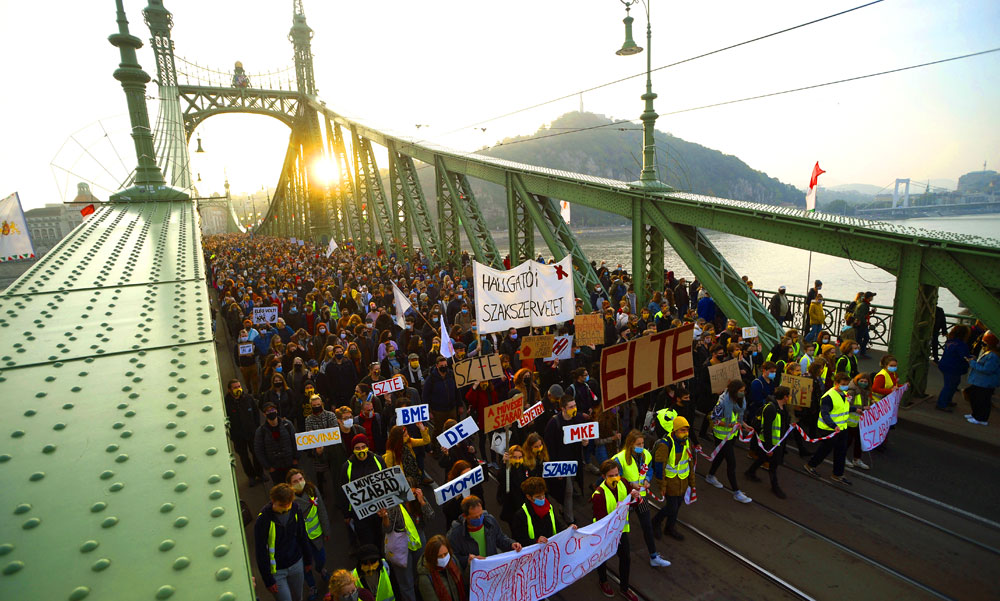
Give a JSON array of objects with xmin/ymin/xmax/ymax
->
[{"xmin": 464, "ymin": 386, "xmax": 498, "ymax": 430}]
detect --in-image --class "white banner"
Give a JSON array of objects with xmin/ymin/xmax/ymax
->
[
  {"xmin": 325, "ymin": 239, "xmax": 338, "ymax": 258},
  {"xmin": 860, "ymin": 384, "xmax": 907, "ymax": 451},
  {"xmin": 470, "ymin": 499, "xmax": 631, "ymax": 601},
  {"xmin": 437, "ymin": 416, "xmax": 479, "ymax": 449},
  {"xmin": 0, "ymin": 192, "xmax": 35, "ymax": 262},
  {"xmin": 473, "ymin": 256, "xmax": 575, "ymax": 334}
]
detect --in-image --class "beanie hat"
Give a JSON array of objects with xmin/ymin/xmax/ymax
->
[
  {"xmin": 351, "ymin": 433, "xmax": 369, "ymax": 449},
  {"xmin": 672, "ymin": 415, "xmax": 690, "ymax": 430}
]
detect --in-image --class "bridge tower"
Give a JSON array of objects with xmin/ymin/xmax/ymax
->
[
  {"xmin": 290, "ymin": 0, "xmax": 316, "ymax": 96},
  {"xmin": 892, "ymin": 178, "xmax": 911, "ymax": 208}
]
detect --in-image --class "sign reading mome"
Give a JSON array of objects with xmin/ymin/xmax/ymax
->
[
  {"xmin": 434, "ymin": 465, "xmax": 485, "ymax": 505},
  {"xmin": 473, "ymin": 256, "xmax": 575, "ymax": 334},
  {"xmin": 600, "ymin": 323, "xmax": 694, "ymax": 410},
  {"xmin": 341, "ymin": 466, "xmax": 413, "ymax": 519}
]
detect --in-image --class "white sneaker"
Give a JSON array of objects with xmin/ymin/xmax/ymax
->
[
  {"xmin": 844, "ymin": 459, "xmax": 855, "ymax": 468},
  {"xmin": 964, "ymin": 414, "xmax": 973, "ymax": 419},
  {"xmin": 649, "ymin": 554, "xmax": 672, "ymax": 567},
  {"xmin": 853, "ymin": 459, "xmax": 870, "ymax": 470},
  {"xmin": 705, "ymin": 474, "xmax": 724, "ymax": 489},
  {"xmin": 733, "ymin": 490, "xmax": 752, "ymax": 504},
  {"xmin": 969, "ymin": 418, "xmax": 989, "ymax": 426}
]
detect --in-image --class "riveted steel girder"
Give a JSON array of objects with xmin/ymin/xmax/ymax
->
[
  {"xmin": 178, "ymin": 85, "xmax": 300, "ymax": 137},
  {"xmin": 434, "ymin": 160, "xmax": 462, "ymax": 266},
  {"xmin": 889, "ymin": 246, "xmax": 938, "ymax": 396},
  {"xmin": 353, "ymin": 131, "xmax": 397, "ymax": 253},
  {"xmin": 388, "ymin": 142, "xmax": 440, "ymax": 260},
  {"xmin": 506, "ymin": 172, "xmax": 534, "ymax": 265},
  {"xmin": 347, "ymin": 125, "xmax": 377, "ymax": 253},
  {"xmin": 435, "ymin": 157, "xmax": 502, "ymax": 268},
  {"xmin": 331, "ymin": 122, "xmax": 362, "ymax": 250}
]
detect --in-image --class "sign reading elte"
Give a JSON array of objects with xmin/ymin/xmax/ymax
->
[
  {"xmin": 252, "ymin": 306, "xmax": 279, "ymax": 325},
  {"xmin": 437, "ymin": 416, "xmax": 479, "ymax": 449},
  {"xmin": 454, "ymin": 354, "xmax": 505, "ymax": 388},
  {"xmin": 600, "ymin": 323, "xmax": 695, "ymax": 410},
  {"xmin": 373, "ymin": 375, "xmax": 406, "ymax": 396},
  {"xmin": 295, "ymin": 426, "xmax": 343, "ymax": 450},
  {"xmin": 342, "ymin": 465, "xmax": 413, "ymax": 519},
  {"xmin": 542, "ymin": 461, "xmax": 578, "ymax": 478},
  {"xmin": 396, "ymin": 404, "xmax": 430, "ymax": 426},
  {"xmin": 484, "ymin": 395, "xmax": 524, "ymax": 432},
  {"xmin": 517, "ymin": 402, "xmax": 545, "ymax": 428},
  {"xmin": 434, "ymin": 465, "xmax": 485, "ymax": 505},
  {"xmin": 563, "ymin": 421, "xmax": 598, "ymax": 444}
]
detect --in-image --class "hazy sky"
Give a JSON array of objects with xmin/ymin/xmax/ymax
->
[{"xmin": 1, "ymin": 0, "xmax": 998, "ymax": 210}]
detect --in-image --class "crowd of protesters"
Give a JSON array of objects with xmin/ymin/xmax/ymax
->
[{"xmin": 208, "ymin": 234, "xmax": 998, "ymax": 601}]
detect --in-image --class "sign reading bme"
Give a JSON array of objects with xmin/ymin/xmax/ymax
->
[{"xmin": 600, "ymin": 323, "xmax": 694, "ymax": 410}]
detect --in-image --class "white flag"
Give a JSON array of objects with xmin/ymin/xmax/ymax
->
[
  {"xmin": 392, "ymin": 282, "xmax": 412, "ymax": 329},
  {"xmin": 325, "ymin": 239, "xmax": 338, "ymax": 258},
  {"xmin": 440, "ymin": 315, "xmax": 456, "ymax": 358},
  {"xmin": 0, "ymin": 192, "xmax": 35, "ymax": 262},
  {"xmin": 560, "ymin": 200, "xmax": 571, "ymax": 224}
]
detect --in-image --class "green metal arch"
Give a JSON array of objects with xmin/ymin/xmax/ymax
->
[{"xmin": 183, "ymin": 108, "xmax": 294, "ymax": 140}]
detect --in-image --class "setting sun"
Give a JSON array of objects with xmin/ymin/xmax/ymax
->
[{"xmin": 313, "ymin": 156, "xmax": 339, "ymax": 186}]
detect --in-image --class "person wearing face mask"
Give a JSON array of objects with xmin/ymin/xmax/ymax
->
[
  {"xmin": 651, "ymin": 415, "xmax": 696, "ymax": 539},
  {"xmin": 385, "ymin": 423, "xmax": 431, "ymax": 485},
  {"xmin": 543, "ymin": 397, "xmax": 588, "ymax": 523},
  {"xmin": 498, "ymin": 445, "xmax": 531, "ymax": 526},
  {"xmin": 805, "ymin": 372, "xmax": 855, "ymax": 484},
  {"xmin": 380, "ymin": 344, "xmax": 403, "ymax": 379},
  {"xmin": 748, "ymin": 361, "xmax": 778, "ymax": 418},
  {"xmin": 454, "ymin": 302, "xmax": 473, "ymax": 334},
  {"xmin": 705, "ymin": 380, "xmax": 753, "ymax": 503},
  {"xmin": 325, "ymin": 344, "xmax": 360, "ymax": 408},
  {"xmin": 510, "ymin": 477, "xmax": 572, "ymax": 547},
  {"xmin": 612, "ymin": 430, "xmax": 672, "ymax": 567},
  {"xmin": 340, "ymin": 434, "xmax": 387, "ymax": 547},
  {"xmin": 254, "ymin": 402, "xmax": 300, "ymax": 485},
  {"xmin": 845, "ymin": 373, "xmax": 872, "ymax": 470},
  {"xmin": 357, "ymin": 399, "xmax": 387, "ymax": 454},
  {"xmin": 328, "ymin": 569, "xmax": 374, "ymax": 601},
  {"xmin": 287, "ymin": 469, "xmax": 330, "ymax": 600},
  {"xmin": 567, "ymin": 368, "xmax": 600, "ymax": 416},
  {"xmin": 836, "ymin": 341, "xmax": 861, "ymax": 380},
  {"xmin": 235, "ymin": 329, "xmax": 262, "ymax": 395},
  {"xmin": 799, "ymin": 342, "xmax": 817, "ymax": 373},
  {"xmin": 254, "ymin": 484, "xmax": 314, "ymax": 601},
  {"xmin": 446, "ymin": 495, "xmax": 521, "ymax": 575},
  {"xmin": 745, "ymin": 386, "xmax": 792, "ymax": 498},
  {"xmin": 464, "ymin": 380, "xmax": 498, "ymax": 463},
  {"xmin": 224, "ymin": 378, "xmax": 265, "ymax": 486},
  {"xmin": 499, "ymin": 328, "xmax": 520, "ymax": 369},
  {"xmin": 405, "ymin": 353, "xmax": 425, "ymax": 387},
  {"xmin": 423, "ymin": 356, "xmax": 459, "ymax": 449},
  {"xmin": 593, "ymin": 459, "xmax": 642, "ymax": 601},
  {"xmin": 871, "ymin": 355, "xmax": 900, "ymax": 401},
  {"xmin": 378, "ymin": 487, "xmax": 433, "ymax": 601},
  {"xmin": 416, "ymin": 535, "xmax": 465, "ymax": 601},
  {"xmin": 351, "ymin": 545, "xmax": 395, "ymax": 601},
  {"xmin": 304, "ymin": 395, "xmax": 339, "ymax": 497}
]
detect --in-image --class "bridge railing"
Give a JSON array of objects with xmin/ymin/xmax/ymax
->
[
  {"xmin": 750, "ymin": 288, "xmax": 971, "ymax": 351},
  {"xmin": 173, "ymin": 55, "xmax": 296, "ymax": 91}
]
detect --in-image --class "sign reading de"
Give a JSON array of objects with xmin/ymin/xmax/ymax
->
[
  {"xmin": 434, "ymin": 465, "xmax": 485, "ymax": 505},
  {"xmin": 295, "ymin": 427, "xmax": 343, "ymax": 450},
  {"xmin": 341, "ymin": 466, "xmax": 413, "ymax": 519},
  {"xmin": 473, "ymin": 257, "xmax": 576, "ymax": 334},
  {"xmin": 542, "ymin": 461, "xmax": 578, "ymax": 478},
  {"xmin": 373, "ymin": 375, "xmax": 406, "ymax": 396},
  {"xmin": 483, "ymin": 395, "xmax": 524, "ymax": 432},
  {"xmin": 437, "ymin": 416, "xmax": 479, "ymax": 450},
  {"xmin": 454, "ymin": 354, "xmax": 504, "ymax": 388},
  {"xmin": 600, "ymin": 323, "xmax": 695, "ymax": 410},
  {"xmin": 396, "ymin": 404, "xmax": 430, "ymax": 426},
  {"xmin": 563, "ymin": 421, "xmax": 598, "ymax": 444},
  {"xmin": 252, "ymin": 306, "xmax": 279, "ymax": 325},
  {"xmin": 517, "ymin": 402, "xmax": 545, "ymax": 428}
]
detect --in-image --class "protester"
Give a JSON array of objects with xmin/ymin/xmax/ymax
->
[
  {"xmin": 327, "ymin": 569, "xmax": 374, "ymax": 601},
  {"xmin": 351, "ymin": 544, "xmax": 395, "ymax": 601},
  {"xmin": 704, "ymin": 380, "xmax": 753, "ymax": 503},
  {"xmin": 510, "ymin": 477, "xmax": 570, "ymax": 546},
  {"xmin": 446, "ymin": 495, "xmax": 521, "ymax": 574},
  {"xmin": 593, "ymin": 459, "xmax": 641, "ymax": 601},
  {"xmin": 651, "ymin": 416, "xmax": 696, "ymax": 539},
  {"xmin": 498, "ymin": 445, "xmax": 531, "ymax": 526},
  {"xmin": 255, "ymin": 402, "xmax": 300, "ymax": 485},
  {"xmin": 288, "ymin": 469, "xmax": 330, "ymax": 600},
  {"xmin": 224, "ymin": 378, "xmax": 265, "ymax": 486},
  {"xmin": 805, "ymin": 372, "xmax": 856, "ymax": 484},
  {"xmin": 340, "ymin": 434, "xmax": 387, "ymax": 546},
  {"xmin": 440, "ymin": 461, "xmax": 486, "ymax": 527},
  {"xmin": 936, "ymin": 325, "xmax": 971, "ymax": 412},
  {"xmin": 966, "ymin": 331, "xmax": 999, "ymax": 425},
  {"xmin": 744, "ymin": 386, "xmax": 791, "ymax": 498},
  {"xmin": 416, "ymin": 535, "xmax": 466, "ymax": 601},
  {"xmin": 845, "ymin": 373, "xmax": 872, "ymax": 470},
  {"xmin": 255, "ymin": 483, "xmax": 314, "ymax": 601},
  {"xmin": 384, "ymin": 423, "xmax": 431, "ymax": 487},
  {"xmin": 543, "ymin": 395, "xmax": 587, "ymax": 523},
  {"xmin": 379, "ymin": 487, "xmax": 434, "ymax": 601},
  {"xmin": 611, "ymin": 430, "xmax": 672, "ymax": 566}
]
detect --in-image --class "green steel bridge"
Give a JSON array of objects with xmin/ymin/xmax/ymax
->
[{"xmin": 2, "ymin": 1, "xmax": 999, "ymax": 600}]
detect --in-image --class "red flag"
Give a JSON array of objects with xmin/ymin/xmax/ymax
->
[
  {"xmin": 80, "ymin": 204, "xmax": 95, "ymax": 217},
  {"xmin": 808, "ymin": 162, "xmax": 826, "ymax": 189}
]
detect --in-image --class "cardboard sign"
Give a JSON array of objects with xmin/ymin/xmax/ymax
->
[
  {"xmin": 517, "ymin": 402, "xmax": 545, "ymax": 428},
  {"xmin": 563, "ymin": 421, "xmax": 598, "ymax": 444},
  {"xmin": 519, "ymin": 335, "xmax": 554, "ymax": 361},
  {"xmin": 295, "ymin": 426, "xmax": 343, "ymax": 450},
  {"xmin": 373, "ymin": 375, "xmax": 406, "ymax": 396},
  {"xmin": 708, "ymin": 359, "xmax": 742, "ymax": 394},
  {"xmin": 742, "ymin": 327, "xmax": 758, "ymax": 339},
  {"xmin": 434, "ymin": 465, "xmax": 485, "ymax": 505},
  {"xmin": 341, "ymin": 465, "xmax": 413, "ymax": 519},
  {"xmin": 783, "ymin": 373, "xmax": 814, "ymax": 408},
  {"xmin": 437, "ymin": 416, "xmax": 479, "ymax": 449},
  {"xmin": 238, "ymin": 343, "xmax": 254, "ymax": 356},
  {"xmin": 454, "ymin": 354, "xmax": 505, "ymax": 387},
  {"xmin": 484, "ymin": 395, "xmax": 524, "ymax": 432},
  {"xmin": 396, "ymin": 403, "xmax": 430, "ymax": 426},
  {"xmin": 600, "ymin": 323, "xmax": 695, "ymax": 410},
  {"xmin": 574, "ymin": 314, "xmax": 604, "ymax": 347},
  {"xmin": 542, "ymin": 461, "xmax": 578, "ymax": 478},
  {"xmin": 547, "ymin": 335, "xmax": 573, "ymax": 360},
  {"xmin": 252, "ymin": 306, "xmax": 279, "ymax": 325}
]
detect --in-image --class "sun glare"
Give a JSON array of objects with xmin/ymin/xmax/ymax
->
[{"xmin": 313, "ymin": 157, "xmax": 340, "ymax": 186}]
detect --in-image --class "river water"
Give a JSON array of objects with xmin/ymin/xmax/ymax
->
[{"xmin": 496, "ymin": 214, "xmax": 1000, "ymax": 316}]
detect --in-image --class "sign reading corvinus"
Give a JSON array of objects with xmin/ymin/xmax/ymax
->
[{"xmin": 473, "ymin": 256, "xmax": 575, "ymax": 334}]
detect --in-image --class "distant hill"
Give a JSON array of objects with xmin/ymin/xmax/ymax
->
[
  {"xmin": 830, "ymin": 183, "xmax": 884, "ymax": 195},
  {"xmin": 414, "ymin": 112, "xmax": 805, "ymax": 228}
]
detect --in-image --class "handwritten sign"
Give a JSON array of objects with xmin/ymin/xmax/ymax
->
[
  {"xmin": 373, "ymin": 375, "xmax": 406, "ymax": 396},
  {"xmin": 519, "ymin": 335, "xmax": 554, "ymax": 361},
  {"xmin": 396, "ymin": 404, "xmax": 430, "ymax": 426},
  {"xmin": 707, "ymin": 359, "xmax": 742, "ymax": 394},
  {"xmin": 542, "ymin": 461, "xmax": 578, "ymax": 478},
  {"xmin": 295, "ymin": 426, "xmax": 343, "ymax": 450},
  {"xmin": 783, "ymin": 373, "xmax": 814, "ymax": 408},
  {"xmin": 473, "ymin": 257, "xmax": 575, "ymax": 334},
  {"xmin": 563, "ymin": 421, "xmax": 598, "ymax": 444},
  {"xmin": 454, "ymin": 354, "xmax": 504, "ymax": 387},
  {"xmin": 342, "ymin": 466, "xmax": 413, "ymax": 519},
  {"xmin": 742, "ymin": 327, "xmax": 758, "ymax": 339},
  {"xmin": 252, "ymin": 306, "xmax": 279, "ymax": 325},
  {"xmin": 238, "ymin": 343, "xmax": 254, "ymax": 356},
  {"xmin": 437, "ymin": 416, "xmax": 479, "ymax": 449},
  {"xmin": 517, "ymin": 402, "xmax": 545, "ymax": 428},
  {"xmin": 434, "ymin": 465, "xmax": 485, "ymax": 505},
  {"xmin": 600, "ymin": 323, "xmax": 695, "ymax": 410},
  {"xmin": 860, "ymin": 384, "xmax": 907, "ymax": 451},
  {"xmin": 574, "ymin": 314, "xmax": 604, "ymax": 347},
  {"xmin": 484, "ymin": 395, "xmax": 524, "ymax": 432}
]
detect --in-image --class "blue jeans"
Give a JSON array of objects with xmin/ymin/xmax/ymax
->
[
  {"xmin": 804, "ymin": 324, "xmax": 822, "ymax": 343},
  {"xmin": 303, "ymin": 545, "xmax": 325, "ymax": 589},
  {"xmin": 273, "ymin": 558, "xmax": 305, "ymax": 601},
  {"xmin": 936, "ymin": 372, "xmax": 961, "ymax": 409}
]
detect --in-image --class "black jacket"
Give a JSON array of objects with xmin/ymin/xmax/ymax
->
[
  {"xmin": 446, "ymin": 512, "xmax": 515, "ymax": 572},
  {"xmin": 325, "ymin": 359, "xmax": 359, "ymax": 403},
  {"xmin": 510, "ymin": 501, "xmax": 566, "ymax": 546},
  {"xmin": 253, "ymin": 418, "xmax": 298, "ymax": 469},
  {"xmin": 253, "ymin": 503, "xmax": 313, "ymax": 588},
  {"xmin": 422, "ymin": 367, "xmax": 458, "ymax": 412},
  {"xmin": 225, "ymin": 392, "xmax": 260, "ymax": 441}
]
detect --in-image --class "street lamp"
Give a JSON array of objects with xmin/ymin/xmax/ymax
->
[{"xmin": 617, "ymin": 0, "xmax": 671, "ymax": 190}]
